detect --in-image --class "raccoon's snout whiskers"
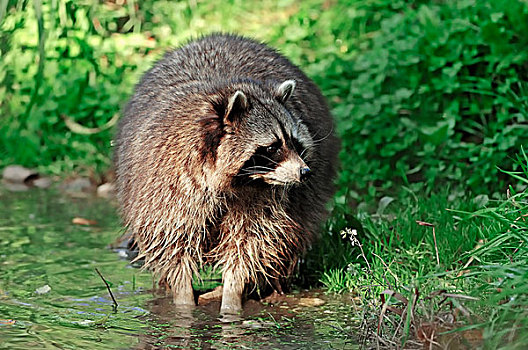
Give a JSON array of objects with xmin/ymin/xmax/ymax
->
[
  {"xmin": 258, "ymin": 155, "xmax": 280, "ymax": 166},
  {"xmin": 236, "ymin": 170, "xmax": 269, "ymax": 177},
  {"xmin": 236, "ymin": 165, "xmax": 276, "ymax": 176},
  {"xmin": 311, "ymin": 125, "xmax": 335, "ymax": 145}
]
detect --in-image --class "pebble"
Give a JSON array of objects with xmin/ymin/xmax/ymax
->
[
  {"xmin": 97, "ymin": 182, "xmax": 115, "ymax": 198},
  {"xmin": 298, "ymin": 297, "xmax": 326, "ymax": 307},
  {"xmin": 2, "ymin": 165, "xmax": 37, "ymax": 183},
  {"xmin": 61, "ymin": 177, "xmax": 93, "ymax": 193},
  {"xmin": 35, "ymin": 285, "xmax": 51, "ymax": 295},
  {"xmin": 33, "ymin": 177, "xmax": 53, "ymax": 189}
]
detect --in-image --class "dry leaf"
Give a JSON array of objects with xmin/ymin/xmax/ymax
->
[
  {"xmin": 298, "ymin": 297, "xmax": 325, "ymax": 307},
  {"xmin": 72, "ymin": 217, "xmax": 98, "ymax": 226}
]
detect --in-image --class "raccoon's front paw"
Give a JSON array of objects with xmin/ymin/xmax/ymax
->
[
  {"xmin": 220, "ymin": 270, "xmax": 244, "ymax": 315},
  {"xmin": 197, "ymin": 285, "xmax": 223, "ymax": 305},
  {"xmin": 220, "ymin": 296, "xmax": 243, "ymax": 315},
  {"xmin": 172, "ymin": 282, "xmax": 196, "ymax": 307}
]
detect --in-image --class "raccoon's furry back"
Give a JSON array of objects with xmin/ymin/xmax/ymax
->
[{"xmin": 114, "ymin": 33, "xmax": 339, "ymax": 292}]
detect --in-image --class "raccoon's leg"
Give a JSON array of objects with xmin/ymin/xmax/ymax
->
[
  {"xmin": 172, "ymin": 272, "xmax": 195, "ymax": 306},
  {"xmin": 220, "ymin": 268, "xmax": 244, "ymax": 314},
  {"xmin": 165, "ymin": 254, "xmax": 196, "ymax": 307}
]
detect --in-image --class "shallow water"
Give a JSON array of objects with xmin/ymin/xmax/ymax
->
[{"xmin": 0, "ymin": 188, "xmax": 359, "ymax": 349}]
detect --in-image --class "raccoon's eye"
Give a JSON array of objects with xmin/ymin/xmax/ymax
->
[
  {"xmin": 266, "ymin": 145, "xmax": 278, "ymax": 154},
  {"xmin": 266, "ymin": 141, "xmax": 281, "ymax": 155}
]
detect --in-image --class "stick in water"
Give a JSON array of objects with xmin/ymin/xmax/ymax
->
[{"xmin": 95, "ymin": 268, "xmax": 118, "ymax": 312}]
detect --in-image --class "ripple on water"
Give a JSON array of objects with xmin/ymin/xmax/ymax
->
[{"xmin": 0, "ymin": 189, "xmax": 360, "ymax": 349}]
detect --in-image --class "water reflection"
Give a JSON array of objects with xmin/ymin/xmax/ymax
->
[
  {"xmin": 134, "ymin": 290, "xmax": 359, "ymax": 349},
  {"xmin": 0, "ymin": 188, "xmax": 359, "ymax": 349}
]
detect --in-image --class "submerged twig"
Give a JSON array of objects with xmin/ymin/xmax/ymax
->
[{"xmin": 95, "ymin": 268, "xmax": 118, "ymax": 312}]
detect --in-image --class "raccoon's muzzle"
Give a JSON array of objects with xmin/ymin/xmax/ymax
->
[{"xmin": 258, "ymin": 152, "xmax": 310, "ymax": 185}]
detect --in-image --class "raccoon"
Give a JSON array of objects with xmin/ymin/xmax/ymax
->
[{"xmin": 114, "ymin": 33, "xmax": 339, "ymax": 314}]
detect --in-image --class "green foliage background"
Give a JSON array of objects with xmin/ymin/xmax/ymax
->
[{"xmin": 1, "ymin": 0, "xmax": 527, "ymax": 195}]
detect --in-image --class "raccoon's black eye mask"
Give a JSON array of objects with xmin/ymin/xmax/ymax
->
[
  {"xmin": 235, "ymin": 140, "xmax": 283, "ymax": 184},
  {"xmin": 247, "ymin": 140, "xmax": 283, "ymax": 169}
]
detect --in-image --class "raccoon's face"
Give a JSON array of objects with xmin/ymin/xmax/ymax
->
[{"xmin": 218, "ymin": 80, "xmax": 315, "ymax": 187}]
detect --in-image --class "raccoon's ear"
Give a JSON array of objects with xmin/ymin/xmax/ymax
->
[
  {"xmin": 224, "ymin": 90, "xmax": 248, "ymax": 125},
  {"xmin": 275, "ymin": 79, "xmax": 296, "ymax": 103}
]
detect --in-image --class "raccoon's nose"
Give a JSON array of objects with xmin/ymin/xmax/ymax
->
[{"xmin": 300, "ymin": 167, "xmax": 312, "ymax": 182}]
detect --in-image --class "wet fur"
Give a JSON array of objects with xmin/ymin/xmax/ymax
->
[{"xmin": 114, "ymin": 34, "xmax": 339, "ymax": 312}]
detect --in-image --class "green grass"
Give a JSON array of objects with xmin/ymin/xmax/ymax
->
[{"xmin": 318, "ymin": 150, "xmax": 528, "ymax": 348}]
